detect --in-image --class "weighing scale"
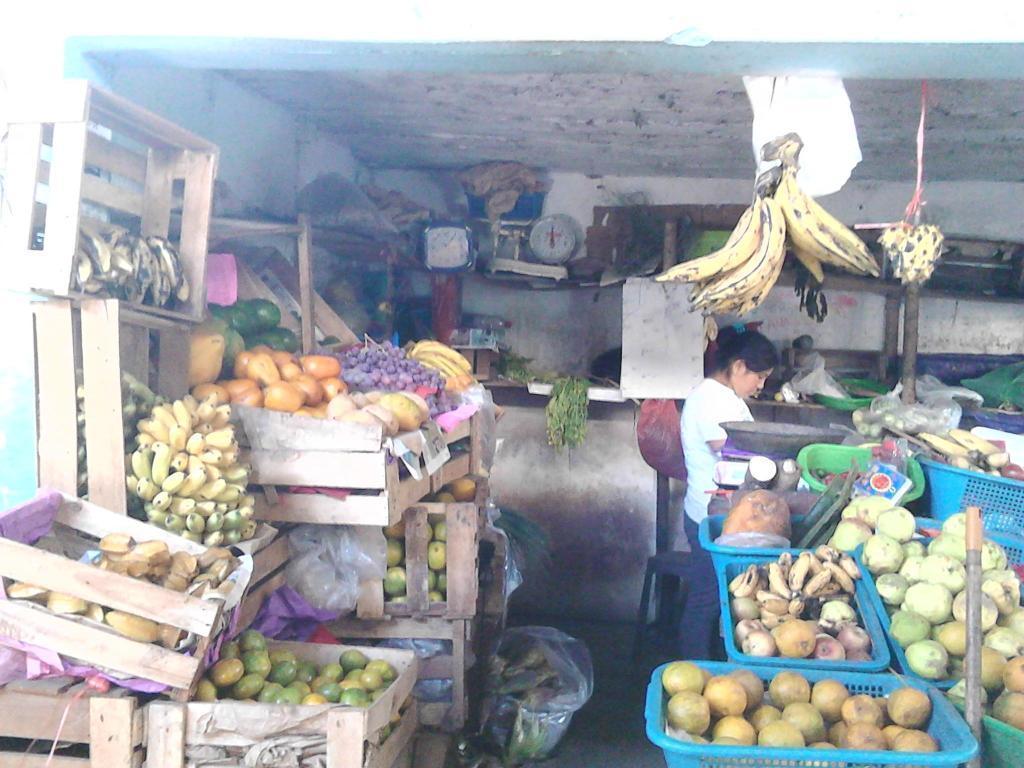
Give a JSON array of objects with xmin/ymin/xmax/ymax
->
[{"xmin": 487, "ymin": 214, "xmax": 580, "ymax": 281}]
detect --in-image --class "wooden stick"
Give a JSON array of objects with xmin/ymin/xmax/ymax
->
[
  {"xmin": 964, "ymin": 505, "xmax": 983, "ymax": 768},
  {"xmin": 900, "ymin": 283, "xmax": 921, "ymax": 403},
  {"xmin": 297, "ymin": 214, "xmax": 315, "ymax": 354}
]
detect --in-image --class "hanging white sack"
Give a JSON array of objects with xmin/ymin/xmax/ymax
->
[{"xmin": 744, "ymin": 75, "xmax": 862, "ymax": 196}]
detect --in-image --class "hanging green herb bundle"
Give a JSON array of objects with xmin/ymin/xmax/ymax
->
[{"xmin": 545, "ymin": 377, "xmax": 589, "ymax": 450}]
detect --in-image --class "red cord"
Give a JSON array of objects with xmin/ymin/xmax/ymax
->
[
  {"xmin": 903, "ymin": 81, "xmax": 929, "ymax": 223},
  {"xmin": 44, "ymin": 676, "xmax": 110, "ymax": 766}
]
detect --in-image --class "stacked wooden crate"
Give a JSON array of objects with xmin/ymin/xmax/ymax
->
[{"xmin": 7, "ymin": 80, "xmax": 218, "ymax": 514}]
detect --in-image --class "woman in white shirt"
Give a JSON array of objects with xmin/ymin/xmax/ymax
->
[{"xmin": 677, "ymin": 326, "xmax": 778, "ymax": 659}]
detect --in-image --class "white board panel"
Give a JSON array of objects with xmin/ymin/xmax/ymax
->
[{"xmin": 620, "ymin": 278, "xmax": 705, "ymax": 399}]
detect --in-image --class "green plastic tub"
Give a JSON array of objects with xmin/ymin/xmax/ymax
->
[
  {"xmin": 797, "ymin": 443, "xmax": 925, "ymax": 503},
  {"xmin": 952, "ymin": 704, "xmax": 1024, "ymax": 768},
  {"xmin": 814, "ymin": 377, "xmax": 888, "ymax": 411}
]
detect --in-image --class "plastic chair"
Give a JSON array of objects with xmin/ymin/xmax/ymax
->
[{"xmin": 633, "ymin": 550, "xmax": 691, "ymax": 659}]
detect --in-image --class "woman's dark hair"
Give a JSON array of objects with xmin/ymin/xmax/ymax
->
[{"xmin": 714, "ymin": 326, "xmax": 778, "ymax": 374}]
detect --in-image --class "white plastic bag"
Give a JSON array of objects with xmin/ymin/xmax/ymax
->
[
  {"xmin": 789, "ymin": 353, "xmax": 850, "ymax": 399},
  {"xmin": 916, "ymin": 374, "xmax": 984, "ymax": 407},
  {"xmin": 745, "ymin": 75, "xmax": 862, "ymax": 196},
  {"xmin": 285, "ymin": 525, "xmax": 387, "ymax": 613}
]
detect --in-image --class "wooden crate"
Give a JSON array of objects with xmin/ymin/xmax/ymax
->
[
  {"xmin": 235, "ymin": 532, "xmax": 290, "ymax": 632},
  {"xmin": 33, "ymin": 297, "xmax": 191, "ymax": 514},
  {"xmin": 454, "ymin": 347, "xmax": 497, "ymax": 381},
  {"xmin": 0, "ymin": 494, "xmax": 226, "ymax": 699},
  {"xmin": 248, "ymin": 412, "xmax": 479, "ymax": 528},
  {"xmin": 329, "ymin": 617, "xmax": 473, "ymax": 732},
  {"xmin": 355, "ymin": 503, "xmax": 480, "ymax": 621},
  {"xmin": 2, "ymin": 80, "xmax": 217, "ymax": 322},
  {"xmin": 146, "ymin": 641, "xmax": 418, "ymax": 768},
  {"xmin": 0, "ymin": 677, "xmax": 146, "ymax": 768}
]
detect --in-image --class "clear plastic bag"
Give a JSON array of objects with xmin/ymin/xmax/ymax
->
[
  {"xmin": 868, "ymin": 389, "xmax": 961, "ymax": 434},
  {"xmin": 285, "ymin": 525, "xmax": 386, "ymax": 613},
  {"xmin": 379, "ymin": 638, "xmax": 451, "ymax": 659},
  {"xmin": 713, "ymin": 531, "xmax": 791, "ymax": 549},
  {"xmin": 789, "ymin": 353, "xmax": 849, "ymax": 399},
  {"xmin": 916, "ymin": 374, "xmax": 984, "ymax": 408},
  {"xmin": 459, "ymin": 384, "xmax": 498, "ymax": 473},
  {"xmin": 482, "ymin": 627, "xmax": 594, "ymax": 764}
]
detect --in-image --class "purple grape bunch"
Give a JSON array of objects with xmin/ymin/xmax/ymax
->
[{"xmin": 340, "ymin": 340, "xmax": 445, "ymax": 393}]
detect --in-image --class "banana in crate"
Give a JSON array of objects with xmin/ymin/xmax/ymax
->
[
  {"xmin": 128, "ymin": 395, "xmax": 258, "ymax": 546},
  {"xmin": 408, "ymin": 340, "xmax": 477, "ymax": 392},
  {"xmin": 656, "ymin": 133, "xmax": 878, "ymax": 317},
  {"xmin": 75, "ymin": 225, "xmax": 190, "ymax": 308}
]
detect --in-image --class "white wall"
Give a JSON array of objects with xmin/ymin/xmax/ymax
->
[{"xmin": 106, "ymin": 68, "xmax": 364, "ymax": 218}]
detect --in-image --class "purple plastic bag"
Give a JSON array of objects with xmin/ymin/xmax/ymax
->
[
  {"xmin": 250, "ymin": 586, "xmax": 337, "ymax": 642},
  {"xmin": 0, "ymin": 489, "xmax": 62, "ymax": 544}
]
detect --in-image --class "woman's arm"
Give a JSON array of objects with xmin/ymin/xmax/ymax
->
[{"xmin": 707, "ymin": 439, "xmax": 726, "ymax": 452}]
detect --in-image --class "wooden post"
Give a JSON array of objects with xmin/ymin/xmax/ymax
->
[
  {"xmin": 662, "ymin": 220, "xmax": 678, "ymax": 271},
  {"xmin": 900, "ymin": 284, "xmax": 921, "ymax": 403},
  {"xmin": 297, "ymin": 213, "xmax": 315, "ymax": 353},
  {"xmin": 146, "ymin": 703, "xmax": 186, "ymax": 768},
  {"xmin": 964, "ymin": 505, "xmax": 983, "ymax": 768},
  {"xmin": 34, "ymin": 300, "xmax": 79, "ymax": 494},
  {"xmin": 881, "ymin": 292, "xmax": 901, "ymax": 383}
]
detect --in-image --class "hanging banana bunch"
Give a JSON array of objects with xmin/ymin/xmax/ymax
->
[
  {"xmin": 878, "ymin": 222, "xmax": 944, "ymax": 284},
  {"xmin": 74, "ymin": 225, "xmax": 190, "ymax": 309},
  {"xmin": 656, "ymin": 133, "xmax": 878, "ymax": 317}
]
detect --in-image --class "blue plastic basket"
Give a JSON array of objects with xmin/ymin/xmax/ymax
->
[
  {"xmin": 716, "ymin": 554, "xmax": 890, "ymax": 672},
  {"xmin": 919, "ymin": 456, "xmax": 1024, "ymax": 535},
  {"xmin": 699, "ymin": 515, "xmax": 807, "ymax": 573},
  {"xmin": 645, "ymin": 661, "xmax": 979, "ymax": 768}
]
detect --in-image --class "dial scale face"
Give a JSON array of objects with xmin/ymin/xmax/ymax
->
[{"xmin": 528, "ymin": 215, "xmax": 579, "ymax": 264}]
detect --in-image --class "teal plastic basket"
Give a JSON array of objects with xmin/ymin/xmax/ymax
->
[
  {"xmin": 645, "ymin": 661, "xmax": 979, "ymax": 768},
  {"xmin": 699, "ymin": 514, "xmax": 807, "ymax": 573},
  {"xmin": 919, "ymin": 456, "xmax": 1024, "ymax": 534},
  {"xmin": 716, "ymin": 554, "xmax": 890, "ymax": 672}
]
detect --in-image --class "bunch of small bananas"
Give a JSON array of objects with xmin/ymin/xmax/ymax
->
[
  {"xmin": 74, "ymin": 226, "xmax": 190, "ymax": 308},
  {"xmin": 728, "ymin": 548, "xmax": 861, "ymax": 630},
  {"xmin": 408, "ymin": 340, "xmax": 476, "ymax": 392},
  {"xmin": 878, "ymin": 222, "xmax": 944, "ymax": 284},
  {"xmin": 657, "ymin": 133, "xmax": 879, "ymax": 316},
  {"xmin": 919, "ymin": 429, "xmax": 1011, "ymax": 475},
  {"xmin": 128, "ymin": 396, "xmax": 256, "ymax": 546},
  {"xmin": 76, "ymin": 371, "xmax": 161, "ymax": 499}
]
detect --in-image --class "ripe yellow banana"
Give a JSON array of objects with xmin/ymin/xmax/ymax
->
[
  {"xmin": 150, "ymin": 442, "xmax": 172, "ymax": 485},
  {"xmin": 692, "ymin": 196, "xmax": 787, "ymax": 314},
  {"xmin": 656, "ymin": 199, "xmax": 763, "ymax": 283},
  {"xmin": 131, "ymin": 449, "xmax": 153, "ymax": 479},
  {"xmin": 790, "ymin": 244, "xmax": 825, "ymax": 283},
  {"xmin": 138, "ymin": 418, "xmax": 170, "ymax": 444},
  {"xmin": 198, "ymin": 478, "xmax": 227, "ymax": 501},
  {"xmin": 948, "ymin": 429, "xmax": 999, "ymax": 456},
  {"xmin": 170, "ymin": 497, "xmax": 196, "ymax": 516},
  {"xmin": 919, "ymin": 432, "xmax": 971, "ymax": 459},
  {"xmin": 186, "ymin": 433, "xmax": 206, "ymax": 455},
  {"xmin": 196, "ymin": 400, "xmax": 217, "ymax": 424},
  {"xmin": 205, "ymin": 428, "xmax": 236, "ymax": 451},
  {"xmin": 152, "ymin": 491, "xmax": 173, "ymax": 511},
  {"xmin": 171, "ymin": 451, "xmax": 189, "ymax": 473},
  {"xmin": 169, "ymin": 425, "xmax": 188, "ymax": 452},
  {"xmin": 172, "ymin": 400, "xmax": 193, "ymax": 431},
  {"xmin": 136, "ymin": 477, "xmax": 159, "ymax": 501},
  {"xmin": 161, "ymin": 471, "xmax": 186, "ymax": 494},
  {"xmin": 151, "ymin": 404, "xmax": 178, "ymax": 431},
  {"xmin": 136, "ymin": 433, "xmax": 156, "ymax": 449},
  {"xmin": 178, "ymin": 468, "xmax": 207, "ymax": 497},
  {"xmin": 211, "ymin": 405, "xmax": 232, "ymax": 428},
  {"xmin": 411, "ymin": 342, "xmax": 472, "ymax": 374}
]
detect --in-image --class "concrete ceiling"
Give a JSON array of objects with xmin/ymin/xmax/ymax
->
[{"xmin": 226, "ymin": 71, "xmax": 1024, "ymax": 181}]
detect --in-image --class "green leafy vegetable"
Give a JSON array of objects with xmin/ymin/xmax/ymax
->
[{"xmin": 545, "ymin": 377, "xmax": 589, "ymax": 450}]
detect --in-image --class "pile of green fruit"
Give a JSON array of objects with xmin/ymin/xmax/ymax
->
[
  {"xmin": 661, "ymin": 661, "xmax": 941, "ymax": 753},
  {"xmin": 196, "ymin": 629, "xmax": 398, "ymax": 710},
  {"xmin": 210, "ymin": 299, "xmax": 299, "ymax": 356},
  {"xmin": 383, "ymin": 515, "xmax": 448, "ymax": 604}
]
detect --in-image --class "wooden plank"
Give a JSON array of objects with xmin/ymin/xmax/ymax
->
[
  {"xmin": 329, "ymin": 616, "xmax": 458, "ymax": 641},
  {"xmin": 140, "ymin": 149, "xmax": 177, "ymax": 238},
  {"xmin": 443, "ymin": 504, "xmax": 479, "ymax": 619},
  {"xmin": 260, "ymin": 491, "xmax": 390, "ymax": 527},
  {"xmin": 417, "ymin": 654, "xmax": 455, "ymax": 679},
  {"xmin": 88, "ymin": 85, "xmax": 217, "ymax": 152},
  {"xmin": 312, "ymin": 291, "xmax": 360, "ymax": 347},
  {"xmin": 89, "ymin": 697, "xmax": 136, "ymax": 768},
  {"xmin": 54, "ymin": 493, "xmax": 207, "ymax": 555},
  {"xmin": 177, "ymin": 151, "xmax": 217, "ymax": 318},
  {"xmin": 433, "ymin": 454, "xmax": 471, "ymax": 493},
  {"xmin": 326, "ymin": 708, "xmax": 366, "ymax": 768},
  {"xmin": 145, "ymin": 703, "xmax": 186, "ymax": 768},
  {"xmin": 0, "ymin": 689, "xmax": 92, "ymax": 741},
  {"xmin": 469, "ymin": 415, "xmax": 485, "ymax": 477},
  {"xmin": 0, "ymin": 601, "xmax": 199, "ymax": 689},
  {"xmin": 33, "ymin": 300, "xmax": 79, "ymax": 494},
  {"xmin": 249, "ymin": 449, "xmax": 388, "ymax": 489},
  {"xmin": 155, "ymin": 323, "xmax": 190, "ymax": 399},
  {"xmin": 251, "ymin": 535, "xmax": 290, "ymax": 582},
  {"xmin": 366, "ymin": 701, "xmax": 417, "ymax": 768},
  {"xmin": 0, "ymin": 538, "xmax": 218, "ymax": 633},
  {"xmin": 450, "ymin": 624, "xmax": 467, "ymax": 729},
  {"xmin": 237, "ymin": 406, "xmax": 382, "ymax": 452},
  {"xmin": 404, "ymin": 507, "xmax": 431, "ymax": 615},
  {"xmin": 80, "ymin": 174, "xmax": 145, "ymax": 217},
  {"xmin": 0, "ymin": 123, "xmax": 43, "ymax": 270},
  {"xmin": 118, "ymin": 322, "xmax": 151, "ymax": 387},
  {"xmin": 45, "ymin": 121, "xmax": 89, "ymax": 294},
  {"xmin": 412, "ymin": 732, "xmax": 451, "ymax": 768},
  {"xmin": 297, "ymin": 214, "xmax": 315, "ymax": 354},
  {"xmin": 393, "ymin": 471, "xmax": 432, "ymax": 526},
  {"xmin": 84, "ymin": 132, "xmax": 149, "ymax": 186},
  {"xmin": 0, "ymin": 755, "xmax": 90, "ymax": 768},
  {"xmin": 80, "ymin": 299, "xmax": 128, "ymax": 514}
]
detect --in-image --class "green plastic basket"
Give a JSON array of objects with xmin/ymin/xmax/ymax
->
[
  {"xmin": 953, "ymin": 704, "xmax": 1024, "ymax": 768},
  {"xmin": 797, "ymin": 443, "xmax": 925, "ymax": 503},
  {"xmin": 814, "ymin": 377, "xmax": 888, "ymax": 411}
]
